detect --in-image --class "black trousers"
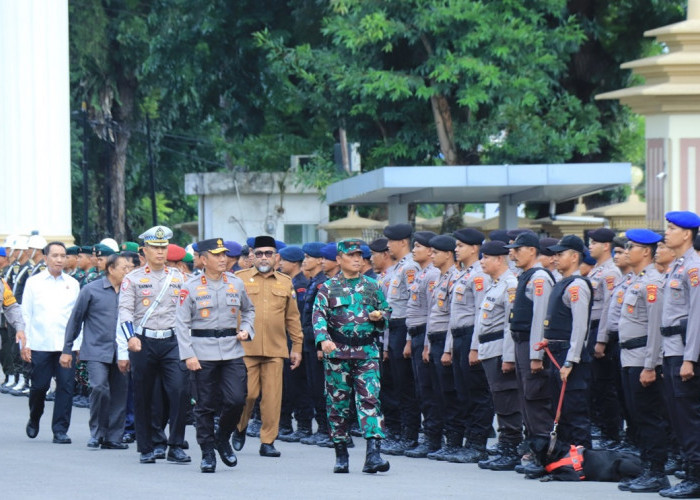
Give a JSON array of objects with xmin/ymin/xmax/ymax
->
[
  {"xmin": 410, "ymin": 331, "xmax": 442, "ymax": 439},
  {"xmin": 193, "ymin": 358, "xmax": 247, "ymax": 451},
  {"xmin": 513, "ymin": 339, "xmax": 554, "ymax": 439},
  {"xmin": 379, "ymin": 350, "xmax": 401, "ymax": 437},
  {"xmin": 590, "ymin": 330, "xmax": 623, "ymax": 440},
  {"xmin": 280, "ymin": 347, "xmax": 313, "ymax": 429},
  {"xmin": 388, "ymin": 320, "xmax": 421, "ymax": 436},
  {"xmin": 303, "ymin": 348, "xmax": 328, "ymax": 432},
  {"xmin": 129, "ymin": 335, "xmax": 188, "ymax": 453},
  {"xmin": 621, "ymin": 365, "xmax": 668, "ymax": 467},
  {"xmin": 482, "ymin": 356, "xmax": 522, "ymax": 446},
  {"xmin": 86, "ymin": 360, "xmax": 128, "ymax": 442},
  {"xmin": 0, "ymin": 326, "xmax": 16, "ymax": 376},
  {"xmin": 29, "ymin": 351, "xmax": 75, "ymax": 434},
  {"xmin": 547, "ymin": 351, "xmax": 592, "ymax": 449},
  {"xmin": 663, "ymin": 356, "xmax": 700, "ymax": 465},
  {"xmin": 428, "ymin": 333, "xmax": 460, "ymax": 436}
]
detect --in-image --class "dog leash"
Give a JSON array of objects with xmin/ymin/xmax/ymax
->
[{"xmin": 533, "ymin": 339, "xmax": 567, "ymax": 457}]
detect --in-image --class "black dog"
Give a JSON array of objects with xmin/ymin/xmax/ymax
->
[{"xmin": 528, "ymin": 436, "xmax": 642, "ymax": 482}]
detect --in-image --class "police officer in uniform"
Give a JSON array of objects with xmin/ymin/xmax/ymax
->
[
  {"xmin": 504, "ymin": 232, "xmax": 555, "ymax": 477},
  {"xmin": 175, "ymin": 238, "xmax": 255, "ymax": 473},
  {"xmin": 471, "ymin": 240, "xmax": 522, "ymax": 471},
  {"xmin": 118, "ymin": 226, "xmax": 190, "ymax": 464},
  {"xmin": 543, "ymin": 235, "xmax": 594, "ymax": 449},
  {"xmin": 444, "ymin": 228, "xmax": 493, "ymax": 464},
  {"xmin": 313, "ymin": 238, "xmax": 391, "ymax": 474},
  {"xmin": 659, "ymin": 211, "xmax": 700, "ymax": 498},
  {"xmin": 588, "ymin": 228, "xmax": 623, "ymax": 448},
  {"xmin": 614, "ymin": 229, "xmax": 670, "ymax": 493},
  {"xmin": 382, "ymin": 223, "xmax": 422, "ymax": 453}
]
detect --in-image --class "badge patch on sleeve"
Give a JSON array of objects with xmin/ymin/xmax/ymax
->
[
  {"xmin": 406, "ymin": 269, "xmax": 416, "ymax": 284},
  {"xmin": 689, "ymin": 268, "xmax": 699, "ymax": 287},
  {"xmin": 508, "ymin": 287, "xmax": 516, "ymax": 303},
  {"xmin": 569, "ymin": 286, "xmax": 579, "ymax": 302},
  {"xmin": 179, "ymin": 289, "xmax": 189, "ymax": 305},
  {"xmin": 533, "ymin": 279, "xmax": 544, "ymax": 296},
  {"xmin": 121, "ymin": 279, "xmax": 130, "ymax": 291},
  {"xmin": 474, "ymin": 277, "xmax": 484, "ymax": 291},
  {"xmin": 646, "ymin": 284, "xmax": 658, "ymax": 303},
  {"xmin": 605, "ymin": 276, "xmax": 615, "ymax": 290}
]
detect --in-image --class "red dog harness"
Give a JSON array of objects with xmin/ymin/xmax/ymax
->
[{"xmin": 544, "ymin": 445, "xmax": 586, "ymax": 480}]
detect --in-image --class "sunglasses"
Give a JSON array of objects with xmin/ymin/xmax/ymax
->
[
  {"xmin": 254, "ymin": 250, "xmax": 276, "ymax": 258},
  {"xmin": 624, "ymin": 242, "xmax": 646, "ymax": 250}
]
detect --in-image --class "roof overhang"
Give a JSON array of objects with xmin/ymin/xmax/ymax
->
[{"xmin": 326, "ymin": 164, "xmax": 631, "ymax": 206}]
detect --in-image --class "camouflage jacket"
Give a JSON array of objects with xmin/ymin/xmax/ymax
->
[{"xmin": 313, "ymin": 273, "xmax": 390, "ymax": 360}]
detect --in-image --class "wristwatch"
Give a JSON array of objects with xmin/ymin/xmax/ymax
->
[{"xmin": 563, "ymin": 361, "xmax": 574, "ymax": 369}]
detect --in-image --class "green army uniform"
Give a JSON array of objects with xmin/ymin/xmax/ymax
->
[{"xmin": 312, "ymin": 238, "xmax": 392, "ymax": 474}]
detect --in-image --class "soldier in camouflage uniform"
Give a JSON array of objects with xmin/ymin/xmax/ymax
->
[{"xmin": 313, "ymin": 238, "xmax": 391, "ymax": 474}]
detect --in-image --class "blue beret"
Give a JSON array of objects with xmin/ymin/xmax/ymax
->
[
  {"xmin": 666, "ymin": 211, "xmax": 700, "ymax": 229},
  {"xmin": 0, "ymin": 248, "xmax": 5, "ymax": 257},
  {"xmin": 582, "ymin": 251, "xmax": 596, "ymax": 266},
  {"xmin": 192, "ymin": 242, "xmax": 199, "ymax": 252},
  {"xmin": 383, "ymin": 223, "xmax": 413, "ymax": 241},
  {"xmin": 489, "ymin": 230, "xmax": 510, "ymax": 243},
  {"xmin": 279, "ymin": 246, "xmax": 305, "ymax": 262},
  {"xmin": 454, "ymin": 228, "xmax": 485, "ymax": 245},
  {"xmin": 625, "ymin": 229, "xmax": 663, "ymax": 245},
  {"xmin": 246, "ymin": 237, "xmax": 255, "ymax": 248},
  {"xmin": 413, "ymin": 231, "xmax": 437, "ymax": 247},
  {"xmin": 276, "ymin": 240, "xmax": 287, "ymax": 250},
  {"xmin": 302, "ymin": 242, "xmax": 324, "ymax": 258},
  {"xmin": 360, "ymin": 244, "xmax": 371, "ymax": 259},
  {"xmin": 588, "ymin": 227, "xmax": 616, "ymax": 243},
  {"xmin": 481, "ymin": 240, "xmax": 509, "ymax": 256},
  {"xmin": 223, "ymin": 241, "xmax": 242, "ymax": 257},
  {"xmin": 320, "ymin": 243, "xmax": 338, "ymax": 260},
  {"xmin": 429, "ymin": 235, "xmax": 456, "ymax": 252}
]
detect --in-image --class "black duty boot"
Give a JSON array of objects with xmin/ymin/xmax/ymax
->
[
  {"xmin": 284, "ymin": 423, "xmax": 312, "ymax": 443},
  {"xmin": 449, "ymin": 436, "xmax": 488, "ymax": 464},
  {"xmin": 660, "ymin": 463, "xmax": 700, "ymax": 498},
  {"xmin": 484, "ymin": 443, "xmax": 520, "ymax": 471},
  {"xmin": 277, "ymin": 425, "xmax": 295, "ymax": 442},
  {"xmin": 628, "ymin": 463, "xmax": 670, "ymax": 493},
  {"xmin": 362, "ymin": 438, "xmax": 390, "ymax": 473},
  {"xmin": 428, "ymin": 431, "xmax": 462, "ymax": 461},
  {"xmin": 200, "ymin": 450, "xmax": 216, "ymax": 473},
  {"xmin": 404, "ymin": 435, "xmax": 441, "ymax": 459},
  {"xmin": 620, "ymin": 461, "xmax": 649, "ymax": 492},
  {"xmin": 333, "ymin": 442, "xmax": 349, "ymax": 473},
  {"xmin": 383, "ymin": 428, "xmax": 419, "ymax": 456},
  {"xmin": 665, "ymin": 454, "xmax": 684, "ymax": 476}
]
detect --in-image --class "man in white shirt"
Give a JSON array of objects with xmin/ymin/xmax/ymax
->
[{"xmin": 19, "ymin": 242, "xmax": 80, "ymax": 443}]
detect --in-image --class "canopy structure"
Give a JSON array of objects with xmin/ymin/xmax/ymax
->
[{"xmin": 326, "ymin": 164, "xmax": 631, "ymax": 228}]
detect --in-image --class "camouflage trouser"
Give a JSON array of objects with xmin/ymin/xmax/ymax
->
[{"xmin": 323, "ymin": 358, "xmax": 385, "ymax": 443}]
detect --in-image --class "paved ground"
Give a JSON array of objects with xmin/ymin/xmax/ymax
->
[{"xmin": 0, "ymin": 393, "xmax": 667, "ymax": 500}]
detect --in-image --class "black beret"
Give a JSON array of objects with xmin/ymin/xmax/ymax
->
[
  {"xmin": 383, "ymin": 223, "xmax": 413, "ymax": 241},
  {"xmin": 453, "ymin": 228, "xmax": 484, "ymax": 245},
  {"xmin": 368, "ymin": 238, "xmax": 388, "ymax": 252},
  {"xmin": 539, "ymin": 237, "xmax": 559, "ymax": 256},
  {"xmin": 428, "ymin": 235, "xmax": 456, "ymax": 252},
  {"xmin": 481, "ymin": 240, "xmax": 509, "ymax": 256},
  {"xmin": 413, "ymin": 231, "xmax": 437, "ymax": 247},
  {"xmin": 489, "ymin": 230, "xmax": 510, "ymax": 244},
  {"xmin": 588, "ymin": 228, "xmax": 616, "ymax": 243}
]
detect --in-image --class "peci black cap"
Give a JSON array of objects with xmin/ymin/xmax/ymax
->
[{"xmin": 253, "ymin": 235, "xmax": 277, "ymax": 249}]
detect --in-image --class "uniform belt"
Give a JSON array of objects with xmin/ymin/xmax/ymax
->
[
  {"xmin": 329, "ymin": 331, "xmax": 376, "ymax": 347},
  {"xmin": 510, "ymin": 330, "xmax": 530, "ymax": 342},
  {"xmin": 407, "ymin": 324, "xmax": 426, "ymax": 338},
  {"xmin": 620, "ymin": 336, "xmax": 647, "ymax": 349},
  {"xmin": 389, "ymin": 318, "xmax": 406, "ymax": 328},
  {"xmin": 141, "ymin": 328, "xmax": 174, "ymax": 339},
  {"xmin": 542, "ymin": 339, "xmax": 570, "ymax": 353},
  {"xmin": 428, "ymin": 331, "xmax": 447, "ymax": 342},
  {"xmin": 607, "ymin": 330, "xmax": 619, "ymax": 341},
  {"xmin": 451, "ymin": 325, "xmax": 474, "ymax": 339},
  {"xmin": 478, "ymin": 331, "xmax": 504, "ymax": 343},
  {"xmin": 660, "ymin": 324, "xmax": 686, "ymax": 344},
  {"xmin": 191, "ymin": 328, "xmax": 237, "ymax": 338}
]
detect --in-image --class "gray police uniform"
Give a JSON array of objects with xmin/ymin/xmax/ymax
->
[
  {"xmin": 472, "ymin": 269, "xmax": 522, "ymax": 448},
  {"xmin": 176, "ymin": 272, "xmax": 255, "ymax": 454},
  {"xmin": 618, "ymin": 264, "xmax": 669, "ymax": 472},
  {"xmin": 509, "ymin": 265, "xmax": 555, "ymax": 439},
  {"xmin": 385, "ymin": 254, "xmax": 421, "ymax": 443},
  {"xmin": 119, "ymin": 265, "xmax": 188, "ymax": 454},
  {"xmin": 448, "ymin": 262, "xmax": 493, "ymax": 448},
  {"xmin": 661, "ymin": 247, "xmax": 700, "ymax": 470}
]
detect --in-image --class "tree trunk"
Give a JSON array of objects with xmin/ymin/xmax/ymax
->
[
  {"xmin": 430, "ymin": 94, "xmax": 458, "ymax": 166},
  {"xmin": 109, "ymin": 76, "xmax": 135, "ymax": 242}
]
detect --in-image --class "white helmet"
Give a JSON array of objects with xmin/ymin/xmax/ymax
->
[
  {"xmin": 28, "ymin": 234, "xmax": 48, "ymax": 250},
  {"xmin": 3, "ymin": 234, "xmax": 19, "ymax": 247},
  {"xmin": 13, "ymin": 236, "xmax": 29, "ymax": 250},
  {"xmin": 100, "ymin": 238, "xmax": 120, "ymax": 252}
]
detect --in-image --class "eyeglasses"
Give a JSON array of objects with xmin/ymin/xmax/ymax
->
[{"xmin": 254, "ymin": 250, "xmax": 276, "ymax": 258}]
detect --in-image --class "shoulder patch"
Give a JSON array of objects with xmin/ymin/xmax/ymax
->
[
  {"xmin": 646, "ymin": 284, "xmax": 658, "ymax": 303},
  {"xmin": 569, "ymin": 286, "xmax": 579, "ymax": 302},
  {"xmin": 507, "ymin": 287, "xmax": 516, "ymax": 303},
  {"xmin": 688, "ymin": 268, "xmax": 699, "ymax": 287},
  {"xmin": 406, "ymin": 269, "xmax": 416, "ymax": 284},
  {"xmin": 121, "ymin": 279, "xmax": 130, "ymax": 291},
  {"xmin": 605, "ymin": 275, "xmax": 615, "ymax": 290},
  {"xmin": 179, "ymin": 289, "xmax": 189, "ymax": 305},
  {"xmin": 533, "ymin": 278, "xmax": 544, "ymax": 296},
  {"xmin": 474, "ymin": 277, "xmax": 484, "ymax": 291}
]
